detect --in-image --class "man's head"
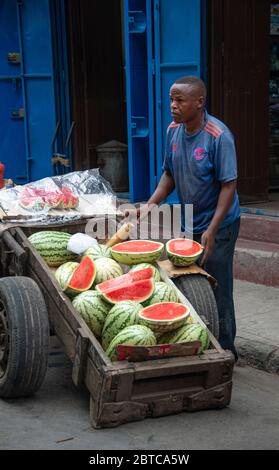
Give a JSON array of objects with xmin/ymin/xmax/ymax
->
[{"xmin": 170, "ymin": 76, "xmax": 207, "ymax": 124}]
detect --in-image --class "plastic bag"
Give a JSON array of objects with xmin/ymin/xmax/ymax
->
[{"xmin": 0, "ymin": 169, "xmax": 119, "ymax": 224}]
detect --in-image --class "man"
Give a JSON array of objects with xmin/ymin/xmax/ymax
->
[{"xmin": 140, "ymin": 76, "xmax": 240, "ymax": 360}]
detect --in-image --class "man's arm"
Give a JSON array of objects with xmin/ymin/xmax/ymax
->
[
  {"xmin": 147, "ymin": 170, "xmax": 175, "ymax": 206},
  {"xmin": 125, "ymin": 171, "xmax": 175, "ymax": 221},
  {"xmin": 200, "ymin": 179, "xmax": 237, "ymax": 265}
]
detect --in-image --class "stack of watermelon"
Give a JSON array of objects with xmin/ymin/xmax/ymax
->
[
  {"xmin": 28, "ymin": 233, "xmax": 210, "ymax": 360},
  {"xmin": 20, "ymin": 186, "xmax": 79, "ymax": 211}
]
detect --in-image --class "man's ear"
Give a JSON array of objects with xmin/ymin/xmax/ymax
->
[{"xmin": 197, "ymin": 95, "xmax": 205, "ymax": 110}]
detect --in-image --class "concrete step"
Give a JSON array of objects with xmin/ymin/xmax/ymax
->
[
  {"xmin": 234, "ymin": 238, "xmax": 279, "ymax": 286},
  {"xmin": 239, "ymin": 213, "xmax": 279, "ymax": 244}
]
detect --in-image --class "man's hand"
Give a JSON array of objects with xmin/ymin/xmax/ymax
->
[{"xmin": 199, "ymin": 228, "xmax": 216, "ymax": 266}]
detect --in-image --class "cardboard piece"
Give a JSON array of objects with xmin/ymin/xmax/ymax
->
[{"xmin": 158, "ymin": 259, "xmax": 217, "ymax": 289}]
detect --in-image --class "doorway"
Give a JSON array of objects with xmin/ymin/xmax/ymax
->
[
  {"xmin": 65, "ymin": 0, "xmax": 127, "ymax": 181},
  {"xmin": 207, "ymin": 0, "xmax": 270, "ymax": 204}
]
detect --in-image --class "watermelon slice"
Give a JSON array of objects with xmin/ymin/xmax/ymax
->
[
  {"xmin": 138, "ymin": 302, "xmax": 190, "ymax": 333},
  {"xmin": 95, "ymin": 266, "xmax": 153, "ymax": 293},
  {"xmin": 111, "ymin": 240, "xmax": 164, "ymax": 265},
  {"xmin": 166, "ymin": 238, "xmax": 203, "ymax": 267},
  {"xmin": 63, "ymin": 255, "xmax": 96, "ymax": 297},
  {"xmin": 100, "ymin": 278, "xmax": 155, "ymax": 305}
]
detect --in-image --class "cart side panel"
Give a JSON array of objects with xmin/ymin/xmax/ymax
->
[{"xmin": 89, "ymin": 351, "xmax": 234, "ymax": 428}]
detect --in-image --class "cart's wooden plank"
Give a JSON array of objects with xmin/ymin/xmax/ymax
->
[
  {"xmin": 131, "ymin": 350, "xmax": 234, "ymax": 381},
  {"xmin": 91, "ymin": 399, "xmax": 149, "ymax": 429},
  {"xmin": 72, "ymin": 328, "xmax": 90, "ymax": 386},
  {"xmin": 27, "ymin": 266, "xmax": 77, "ymax": 360}
]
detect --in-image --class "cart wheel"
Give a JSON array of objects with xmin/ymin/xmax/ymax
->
[
  {"xmin": 173, "ymin": 274, "xmax": 219, "ymax": 339},
  {"xmin": 0, "ymin": 276, "xmax": 49, "ymax": 398}
]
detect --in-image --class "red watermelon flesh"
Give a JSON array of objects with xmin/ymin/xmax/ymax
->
[
  {"xmin": 140, "ymin": 302, "xmax": 189, "ymax": 321},
  {"xmin": 101, "ymin": 278, "xmax": 154, "ymax": 304},
  {"xmin": 96, "ymin": 266, "xmax": 153, "ymax": 293},
  {"xmin": 167, "ymin": 239, "xmax": 202, "ymax": 256},
  {"xmin": 64, "ymin": 255, "xmax": 96, "ymax": 293},
  {"xmin": 112, "ymin": 240, "xmax": 162, "ymax": 253}
]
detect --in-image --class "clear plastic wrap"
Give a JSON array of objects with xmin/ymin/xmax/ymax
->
[{"xmin": 0, "ymin": 169, "xmax": 120, "ymax": 225}]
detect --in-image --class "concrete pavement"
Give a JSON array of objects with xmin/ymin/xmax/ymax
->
[
  {"xmin": 234, "ymin": 280, "xmax": 279, "ymax": 373},
  {"xmin": 0, "ymin": 345, "xmax": 279, "ymax": 449}
]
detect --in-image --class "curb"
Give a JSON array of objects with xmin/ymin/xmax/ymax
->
[{"xmin": 235, "ymin": 336, "xmax": 279, "ymax": 374}]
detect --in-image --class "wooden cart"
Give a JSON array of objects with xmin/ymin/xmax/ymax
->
[{"xmin": 0, "ymin": 223, "xmax": 234, "ymax": 428}]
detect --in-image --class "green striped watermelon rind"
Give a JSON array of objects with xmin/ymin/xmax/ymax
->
[
  {"xmin": 84, "ymin": 244, "xmax": 112, "ymax": 260},
  {"xmin": 158, "ymin": 323, "xmax": 210, "ymax": 354},
  {"xmin": 28, "ymin": 231, "xmax": 77, "ymax": 267},
  {"xmin": 72, "ymin": 290, "xmax": 110, "ymax": 337},
  {"xmin": 111, "ymin": 240, "xmax": 164, "ymax": 265},
  {"xmin": 93, "ymin": 257, "xmax": 123, "ymax": 285},
  {"xmin": 138, "ymin": 302, "xmax": 190, "ymax": 333},
  {"xmin": 142, "ymin": 281, "xmax": 179, "ymax": 307},
  {"xmin": 55, "ymin": 261, "xmax": 80, "ymax": 289},
  {"xmin": 101, "ymin": 300, "xmax": 142, "ymax": 350},
  {"xmin": 166, "ymin": 238, "xmax": 203, "ymax": 267},
  {"xmin": 106, "ymin": 324, "xmax": 157, "ymax": 362}
]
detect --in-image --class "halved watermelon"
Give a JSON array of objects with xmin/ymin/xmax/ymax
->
[
  {"xmin": 111, "ymin": 240, "xmax": 164, "ymax": 265},
  {"xmin": 166, "ymin": 238, "xmax": 203, "ymax": 267},
  {"xmin": 99, "ymin": 278, "xmax": 155, "ymax": 305},
  {"xmin": 95, "ymin": 266, "xmax": 153, "ymax": 293},
  {"xmin": 63, "ymin": 255, "xmax": 96, "ymax": 297},
  {"xmin": 138, "ymin": 302, "xmax": 190, "ymax": 333}
]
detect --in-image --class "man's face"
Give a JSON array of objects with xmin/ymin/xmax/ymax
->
[{"xmin": 169, "ymin": 84, "xmax": 204, "ymax": 123}]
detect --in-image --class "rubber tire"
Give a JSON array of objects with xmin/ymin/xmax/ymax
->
[
  {"xmin": 0, "ymin": 276, "xmax": 49, "ymax": 398},
  {"xmin": 173, "ymin": 274, "xmax": 219, "ymax": 339}
]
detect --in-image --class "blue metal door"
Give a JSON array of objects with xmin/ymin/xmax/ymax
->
[
  {"xmin": 123, "ymin": 0, "xmax": 155, "ymax": 202},
  {"xmin": 0, "ymin": 0, "xmax": 57, "ymax": 183},
  {"xmin": 0, "ymin": 0, "xmax": 26, "ymax": 184},
  {"xmin": 124, "ymin": 0, "xmax": 204, "ymax": 202},
  {"xmin": 153, "ymin": 0, "xmax": 204, "ymax": 202}
]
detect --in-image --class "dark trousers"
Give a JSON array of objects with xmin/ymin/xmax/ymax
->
[{"xmin": 193, "ymin": 218, "xmax": 240, "ymax": 359}]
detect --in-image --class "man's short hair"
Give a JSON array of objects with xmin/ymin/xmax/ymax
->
[{"xmin": 174, "ymin": 76, "xmax": 207, "ymax": 99}]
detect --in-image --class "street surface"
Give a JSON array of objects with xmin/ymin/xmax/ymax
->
[{"xmin": 0, "ymin": 336, "xmax": 278, "ymax": 450}]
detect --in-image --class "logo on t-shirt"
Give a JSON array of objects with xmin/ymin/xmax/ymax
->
[
  {"xmin": 194, "ymin": 147, "xmax": 205, "ymax": 161},
  {"xmin": 173, "ymin": 144, "xmax": 177, "ymax": 152}
]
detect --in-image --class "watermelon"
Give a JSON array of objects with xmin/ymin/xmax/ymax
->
[
  {"xmin": 20, "ymin": 196, "xmax": 46, "ymax": 211},
  {"xmin": 58, "ymin": 187, "xmax": 79, "ymax": 209},
  {"xmin": 20, "ymin": 186, "xmax": 78, "ymax": 211},
  {"xmin": 95, "ymin": 266, "xmax": 154, "ymax": 293},
  {"xmin": 111, "ymin": 240, "xmax": 164, "ymax": 265},
  {"xmin": 55, "ymin": 261, "xmax": 79, "ymax": 289},
  {"xmin": 99, "ymin": 278, "xmax": 155, "ymax": 305},
  {"xmin": 85, "ymin": 244, "xmax": 112, "ymax": 260},
  {"xmin": 158, "ymin": 323, "xmax": 210, "ymax": 354},
  {"xmin": 157, "ymin": 316, "xmax": 194, "ymax": 344},
  {"xmin": 106, "ymin": 325, "xmax": 157, "ymax": 361},
  {"xmin": 166, "ymin": 238, "xmax": 203, "ymax": 267},
  {"xmin": 93, "ymin": 257, "xmax": 123, "ymax": 285},
  {"xmin": 130, "ymin": 263, "xmax": 161, "ymax": 282},
  {"xmin": 28, "ymin": 231, "xmax": 78, "ymax": 267},
  {"xmin": 63, "ymin": 255, "xmax": 96, "ymax": 297},
  {"xmin": 101, "ymin": 301, "xmax": 142, "ymax": 350},
  {"xmin": 142, "ymin": 281, "xmax": 179, "ymax": 307},
  {"xmin": 72, "ymin": 290, "xmax": 109, "ymax": 337},
  {"xmin": 138, "ymin": 302, "xmax": 190, "ymax": 333}
]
